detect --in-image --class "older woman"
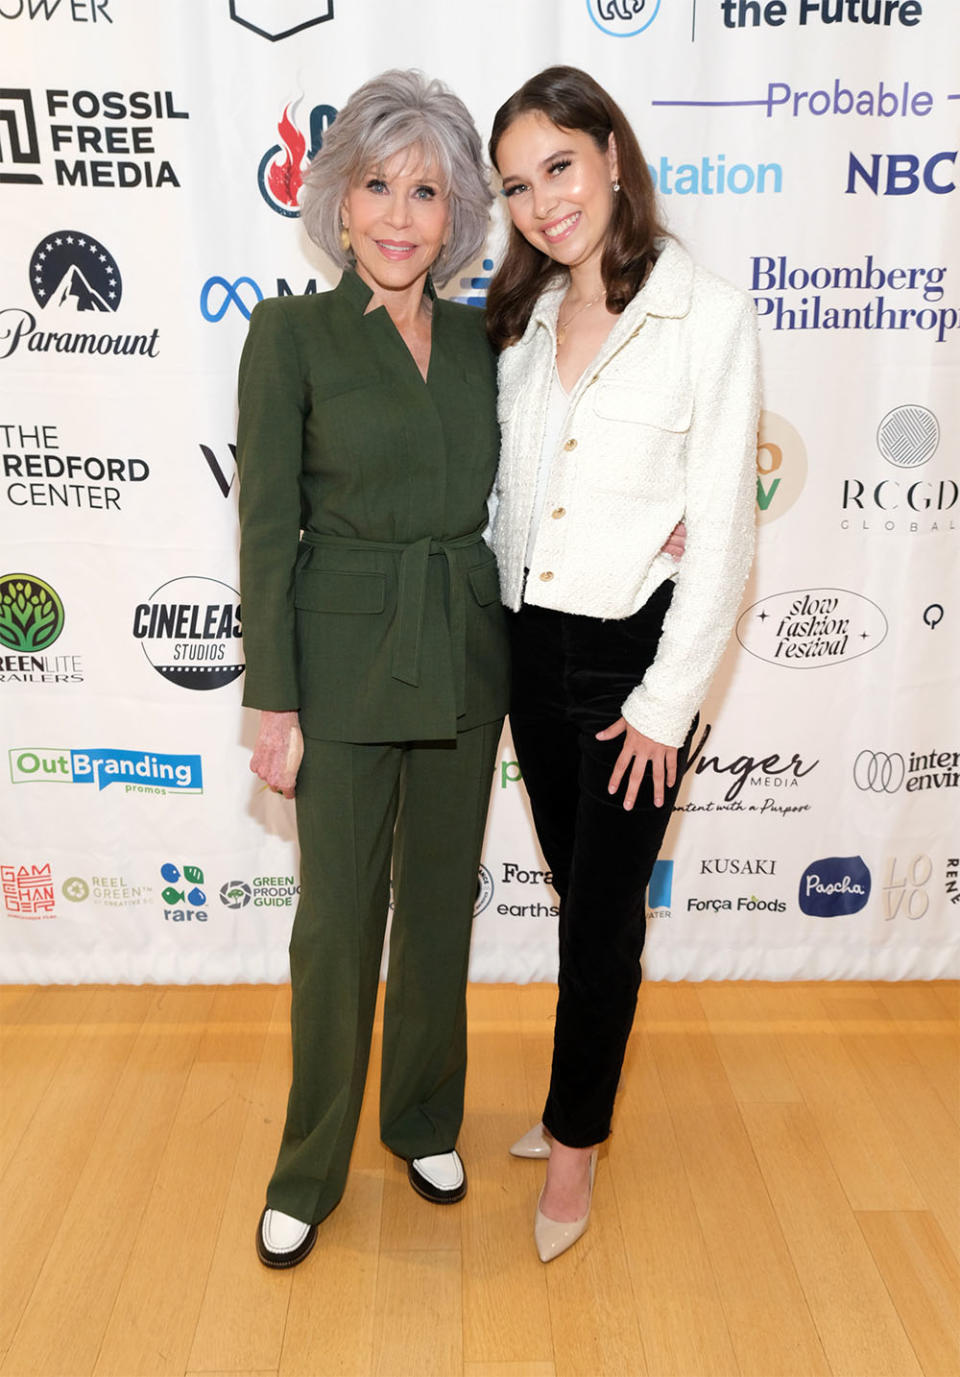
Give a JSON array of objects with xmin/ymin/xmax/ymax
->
[{"xmin": 237, "ymin": 70, "xmax": 509, "ymax": 1268}]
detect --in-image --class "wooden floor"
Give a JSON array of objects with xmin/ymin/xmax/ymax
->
[{"xmin": 0, "ymin": 981, "xmax": 957, "ymax": 1377}]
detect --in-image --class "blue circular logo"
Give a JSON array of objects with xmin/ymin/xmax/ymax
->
[{"xmin": 587, "ymin": 0, "xmax": 661, "ymax": 38}]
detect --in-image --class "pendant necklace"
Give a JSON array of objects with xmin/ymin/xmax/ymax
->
[{"xmin": 556, "ymin": 290, "xmax": 604, "ymax": 345}]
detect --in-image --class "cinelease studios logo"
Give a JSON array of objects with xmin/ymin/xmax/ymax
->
[
  {"xmin": 258, "ymin": 99, "xmax": 336, "ymax": 216},
  {"xmin": 0, "ymin": 231, "xmax": 160, "ymax": 363},
  {"xmin": 132, "ymin": 576, "xmax": 244, "ymax": 691}
]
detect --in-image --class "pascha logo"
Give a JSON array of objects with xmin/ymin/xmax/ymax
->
[
  {"xmin": 3, "ymin": 420, "xmax": 150, "ymax": 513},
  {"xmin": 737, "ymin": 589, "xmax": 888, "ymax": 668},
  {"xmin": 229, "ymin": 1, "xmax": 334, "ymax": 40},
  {"xmin": 882, "ymin": 855, "xmax": 931, "ymax": 920},
  {"xmin": 798, "ymin": 856, "xmax": 871, "ymax": 917},
  {"xmin": 587, "ymin": 0, "xmax": 661, "ymax": 38},
  {"xmin": 8, "ymin": 746, "xmax": 203, "ymax": 794},
  {"xmin": 756, "ymin": 411, "xmax": 807, "ymax": 524},
  {"xmin": 2, "ymin": 862, "xmax": 56, "ymax": 919},
  {"xmin": 0, "ymin": 573, "xmax": 64, "ymax": 652},
  {"xmin": 674, "ymin": 721, "xmax": 819, "ymax": 819},
  {"xmin": 0, "ymin": 86, "xmax": 187, "ymax": 190},
  {"xmin": 258, "ymin": 99, "xmax": 336, "ymax": 216},
  {"xmin": 0, "ymin": 232, "xmax": 160, "ymax": 363},
  {"xmin": 132, "ymin": 576, "xmax": 244, "ymax": 690}
]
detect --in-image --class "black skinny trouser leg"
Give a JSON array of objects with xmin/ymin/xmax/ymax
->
[{"xmin": 507, "ymin": 582, "xmax": 695, "ymax": 1148}]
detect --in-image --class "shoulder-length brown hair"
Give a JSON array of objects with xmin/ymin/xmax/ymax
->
[{"xmin": 486, "ymin": 66, "xmax": 669, "ymax": 351}]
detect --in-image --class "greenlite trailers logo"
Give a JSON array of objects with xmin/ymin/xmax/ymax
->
[
  {"xmin": 0, "ymin": 573, "xmax": 64, "ymax": 651},
  {"xmin": 9, "ymin": 746, "xmax": 203, "ymax": 793}
]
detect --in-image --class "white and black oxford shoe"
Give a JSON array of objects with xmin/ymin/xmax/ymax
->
[
  {"xmin": 256, "ymin": 1206, "xmax": 318, "ymax": 1269},
  {"xmin": 407, "ymin": 1149, "xmax": 467, "ymax": 1204}
]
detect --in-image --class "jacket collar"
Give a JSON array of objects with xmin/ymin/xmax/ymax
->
[
  {"xmin": 523, "ymin": 237, "xmax": 692, "ymax": 347},
  {"xmin": 335, "ymin": 267, "xmax": 438, "ymax": 313}
]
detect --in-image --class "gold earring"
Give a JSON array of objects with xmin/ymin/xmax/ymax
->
[{"xmin": 339, "ymin": 225, "xmax": 351, "ymax": 252}]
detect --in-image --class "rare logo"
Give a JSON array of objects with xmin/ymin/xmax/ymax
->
[
  {"xmin": 0, "ymin": 573, "xmax": 64, "ymax": 652},
  {"xmin": 587, "ymin": 0, "xmax": 661, "ymax": 38},
  {"xmin": 798, "ymin": 856, "xmax": 871, "ymax": 917},
  {"xmin": 132, "ymin": 575, "xmax": 244, "ymax": 690},
  {"xmin": 160, "ymin": 861, "xmax": 206, "ymax": 908},
  {"xmin": 30, "ymin": 231, "xmax": 121, "ymax": 312},
  {"xmin": 257, "ymin": 99, "xmax": 336, "ymax": 216}
]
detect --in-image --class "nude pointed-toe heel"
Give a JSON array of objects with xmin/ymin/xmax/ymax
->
[
  {"xmin": 533, "ymin": 1150, "xmax": 597, "ymax": 1263},
  {"xmin": 509, "ymin": 1122, "xmax": 552, "ymax": 1158}
]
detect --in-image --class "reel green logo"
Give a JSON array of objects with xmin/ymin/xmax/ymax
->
[{"xmin": 0, "ymin": 573, "xmax": 64, "ymax": 652}]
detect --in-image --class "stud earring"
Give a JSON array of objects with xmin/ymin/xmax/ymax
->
[{"xmin": 612, "ymin": 179, "xmax": 621, "ymax": 193}]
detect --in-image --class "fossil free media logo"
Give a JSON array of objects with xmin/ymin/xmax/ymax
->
[{"xmin": 0, "ymin": 573, "xmax": 64, "ymax": 652}]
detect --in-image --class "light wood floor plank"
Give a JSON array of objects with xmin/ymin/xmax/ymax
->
[
  {"xmin": 742, "ymin": 1102, "xmax": 923, "ymax": 1377},
  {"xmin": 461, "ymin": 985, "xmax": 553, "ymax": 1369},
  {"xmin": 93, "ymin": 987, "xmax": 275, "ymax": 1377},
  {"xmin": 0, "ymin": 986, "xmax": 154, "ymax": 1360},
  {"xmin": 186, "ymin": 988, "xmax": 293, "ymax": 1376},
  {"xmin": 857, "ymin": 1210, "xmax": 960, "ymax": 1377},
  {"xmin": 611, "ymin": 1023, "xmax": 739, "ymax": 1377},
  {"xmin": 695, "ymin": 982, "xmax": 802, "ymax": 1103},
  {"xmin": 871, "ymin": 983, "xmax": 960, "ymax": 1125},
  {"xmin": 754, "ymin": 986, "xmax": 927, "ymax": 1212},
  {"xmin": 464, "ymin": 1364, "xmax": 556, "ymax": 1377},
  {"xmin": 371, "ymin": 1249, "xmax": 461, "ymax": 1377},
  {"xmin": 2, "ymin": 986, "xmax": 215, "ymax": 1377}
]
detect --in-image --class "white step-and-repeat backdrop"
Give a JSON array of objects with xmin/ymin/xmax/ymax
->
[{"xmin": 2, "ymin": 0, "xmax": 957, "ymax": 983}]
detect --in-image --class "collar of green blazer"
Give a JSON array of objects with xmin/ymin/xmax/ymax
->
[{"xmin": 336, "ymin": 266, "xmax": 438, "ymax": 312}]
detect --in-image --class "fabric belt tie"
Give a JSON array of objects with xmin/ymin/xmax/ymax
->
[{"xmin": 299, "ymin": 526, "xmax": 486, "ymax": 714}]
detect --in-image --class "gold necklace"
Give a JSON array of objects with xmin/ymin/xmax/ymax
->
[{"xmin": 556, "ymin": 289, "xmax": 604, "ymax": 344}]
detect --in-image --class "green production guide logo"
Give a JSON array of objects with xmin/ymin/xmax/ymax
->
[{"xmin": 0, "ymin": 574, "xmax": 65, "ymax": 652}]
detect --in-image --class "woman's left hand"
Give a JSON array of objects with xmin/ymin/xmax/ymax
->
[
  {"xmin": 660, "ymin": 520, "xmax": 687, "ymax": 560},
  {"xmin": 595, "ymin": 718, "xmax": 677, "ymax": 810}
]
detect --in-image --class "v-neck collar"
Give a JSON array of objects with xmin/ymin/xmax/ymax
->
[{"xmin": 335, "ymin": 269, "xmax": 438, "ymax": 384}]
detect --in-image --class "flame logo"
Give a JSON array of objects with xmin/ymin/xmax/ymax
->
[{"xmin": 265, "ymin": 103, "xmax": 307, "ymax": 211}]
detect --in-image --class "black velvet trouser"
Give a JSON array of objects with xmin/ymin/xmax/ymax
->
[{"xmin": 507, "ymin": 581, "xmax": 696, "ymax": 1148}]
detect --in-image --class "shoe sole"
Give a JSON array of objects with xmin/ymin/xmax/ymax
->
[{"xmin": 407, "ymin": 1164, "xmax": 467, "ymax": 1204}]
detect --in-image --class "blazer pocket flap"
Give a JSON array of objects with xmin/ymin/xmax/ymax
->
[
  {"xmin": 592, "ymin": 384, "xmax": 691, "ymax": 432},
  {"xmin": 295, "ymin": 568, "xmax": 386, "ymax": 615},
  {"xmin": 467, "ymin": 560, "xmax": 501, "ymax": 607}
]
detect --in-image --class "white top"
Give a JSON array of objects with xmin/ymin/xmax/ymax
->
[
  {"xmin": 492, "ymin": 238, "xmax": 760, "ymax": 748},
  {"xmin": 524, "ymin": 365, "xmax": 569, "ymax": 570}
]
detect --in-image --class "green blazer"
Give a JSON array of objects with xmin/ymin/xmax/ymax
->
[{"xmin": 236, "ymin": 270, "xmax": 509, "ymax": 742}]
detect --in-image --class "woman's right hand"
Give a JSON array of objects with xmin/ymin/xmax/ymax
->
[{"xmin": 250, "ymin": 710, "xmax": 303, "ymax": 799}]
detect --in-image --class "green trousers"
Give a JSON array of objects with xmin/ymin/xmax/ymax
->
[{"xmin": 265, "ymin": 719, "xmax": 502, "ymax": 1225}]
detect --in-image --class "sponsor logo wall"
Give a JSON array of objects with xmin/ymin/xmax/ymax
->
[{"xmin": 2, "ymin": 1, "xmax": 957, "ymax": 983}]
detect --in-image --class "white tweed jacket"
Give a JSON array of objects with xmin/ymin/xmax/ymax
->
[{"xmin": 491, "ymin": 238, "xmax": 760, "ymax": 749}]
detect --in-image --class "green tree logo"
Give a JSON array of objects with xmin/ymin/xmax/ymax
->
[{"xmin": 0, "ymin": 575, "xmax": 65, "ymax": 652}]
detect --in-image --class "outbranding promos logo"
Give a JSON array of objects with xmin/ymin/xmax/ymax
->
[
  {"xmin": 841, "ymin": 404, "xmax": 954, "ymax": 536},
  {"xmin": 587, "ymin": 0, "xmax": 661, "ymax": 37},
  {"xmin": 674, "ymin": 722, "xmax": 819, "ymax": 820},
  {"xmin": 218, "ymin": 875, "xmax": 299, "ymax": 909},
  {"xmin": 0, "ymin": 571, "xmax": 82, "ymax": 686},
  {"xmin": 258, "ymin": 99, "xmax": 336, "ymax": 215},
  {"xmin": 853, "ymin": 748, "xmax": 959, "ymax": 794},
  {"xmin": 132, "ymin": 576, "xmax": 244, "ymax": 690},
  {"xmin": 798, "ymin": 855, "xmax": 871, "ymax": 917},
  {"xmin": 2, "ymin": 420, "xmax": 150, "ymax": 512},
  {"xmin": 2, "ymin": 862, "xmax": 56, "ymax": 919},
  {"xmin": 229, "ymin": 0, "xmax": 333, "ymax": 40},
  {"xmin": 737, "ymin": 589, "xmax": 888, "ymax": 668},
  {"xmin": 9, "ymin": 746, "xmax": 203, "ymax": 794},
  {"xmin": 0, "ymin": 86, "xmax": 187, "ymax": 190},
  {"xmin": 0, "ymin": 232, "xmax": 160, "ymax": 363},
  {"xmin": 756, "ymin": 411, "xmax": 807, "ymax": 524}
]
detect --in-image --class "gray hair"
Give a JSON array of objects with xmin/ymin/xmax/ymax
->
[{"xmin": 301, "ymin": 69, "xmax": 493, "ymax": 287}]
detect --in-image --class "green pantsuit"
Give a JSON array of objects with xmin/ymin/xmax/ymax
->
[{"xmin": 236, "ymin": 270, "xmax": 508, "ymax": 1225}]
